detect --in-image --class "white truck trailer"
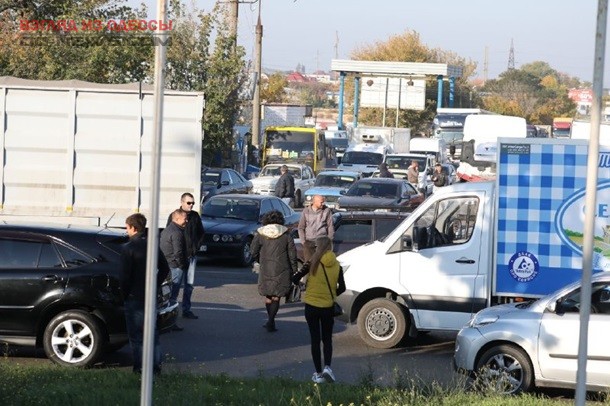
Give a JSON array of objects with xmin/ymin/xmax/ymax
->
[
  {"xmin": 338, "ymin": 137, "xmax": 610, "ymax": 348},
  {"xmin": 0, "ymin": 77, "xmax": 204, "ymax": 228}
]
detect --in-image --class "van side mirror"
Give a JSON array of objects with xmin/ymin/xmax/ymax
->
[
  {"xmin": 412, "ymin": 226, "xmax": 428, "ymax": 250},
  {"xmin": 339, "ymin": 190, "xmax": 347, "ymax": 195},
  {"xmin": 401, "ymin": 235, "xmax": 414, "ymax": 251}
]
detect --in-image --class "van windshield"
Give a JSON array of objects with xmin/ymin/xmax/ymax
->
[
  {"xmin": 342, "ymin": 151, "xmax": 383, "ymax": 165},
  {"xmin": 385, "ymin": 156, "xmax": 426, "ymax": 172}
]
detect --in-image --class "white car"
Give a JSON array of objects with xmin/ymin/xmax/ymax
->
[
  {"xmin": 454, "ymin": 271, "xmax": 610, "ymax": 394},
  {"xmin": 250, "ymin": 163, "xmax": 315, "ymax": 207}
]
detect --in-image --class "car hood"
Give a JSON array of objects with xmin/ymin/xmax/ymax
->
[
  {"xmin": 338, "ymin": 240, "xmax": 382, "ymax": 266},
  {"xmin": 202, "ymin": 218, "xmax": 256, "ymax": 235},
  {"xmin": 202, "ymin": 184, "xmax": 218, "ymax": 193},
  {"xmin": 339, "ymin": 196, "xmax": 400, "ymax": 208},
  {"xmin": 250, "ymin": 176, "xmax": 278, "ymax": 188},
  {"xmin": 305, "ymin": 186, "xmax": 346, "ymax": 197}
]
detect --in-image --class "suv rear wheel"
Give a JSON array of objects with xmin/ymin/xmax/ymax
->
[{"xmin": 43, "ymin": 310, "xmax": 105, "ymax": 367}]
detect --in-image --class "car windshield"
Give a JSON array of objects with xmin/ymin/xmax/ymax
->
[
  {"xmin": 314, "ymin": 174, "xmax": 356, "ymax": 188},
  {"xmin": 202, "ymin": 171, "xmax": 221, "ymax": 186},
  {"xmin": 202, "ymin": 198, "xmax": 260, "ymax": 221},
  {"xmin": 346, "ymin": 182, "xmax": 399, "ymax": 198},
  {"xmin": 260, "ymin": 166, "xmax": 301, "ymax": 178},
  {"xmin": 385, "ymin": 156, "xmax": 426, "ymax": 172},
  {"xmin": 341, "ymin": 151, "xmax": 383, "ymax": 165},
  {"xmin": 327, "ymin": 139, "xmax": 348, "ymax": 148}
]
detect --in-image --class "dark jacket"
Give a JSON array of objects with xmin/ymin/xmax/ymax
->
[
  {"xmin": 275, "ymin": 172, "xmax": 295, "ymax": 198},
  {"xmin": 160, "ymin": 221, "xmax": 188, "ymax": 270},
  {"xmin": 120, "ymin": 231, "xmax": 170, "ymax": 303},
  {"xmin": 167, "ymin": 209, "xmax": 204, "ymax": 257},
  {"xmin": 432, "ymin": 170, "xmax": 447, "ymax": 187},
  {"xmin": 379, "ymin": 167, "xmax": 394, "ymax": 178},
  {"xmin": 250, "ymin": 224, "xmax": 297, "ymax": 297}
]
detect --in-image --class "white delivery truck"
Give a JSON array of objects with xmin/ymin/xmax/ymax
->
[
  {"xmin": 0, "ymin": 77, "xmax": 204, "ymax": 227},
  {"xmin": 571, "ymin": 119, "xmax": 610, "ymax": 144},
  {"xmin": 337, "ymin": 137, "xmax": 610, "ymax": 348},
  {"xmin": 456, "ymin": 114, "xmax": 526, "ymax": 182},
  {"xmin": 409, "ymin": 137, "xmax": 446, "ymax": 164},
  {"xmin": 337, "ymin": 126, "xmax": 409, "ymax": 176}
]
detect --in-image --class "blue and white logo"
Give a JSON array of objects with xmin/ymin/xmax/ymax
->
[{"xmin": 508, "ymin": 251, "xmax": 539, "ymax": 282}]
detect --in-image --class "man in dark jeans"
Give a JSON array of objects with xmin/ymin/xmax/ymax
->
[
  {"xmin": 275, "ymin": 164, "xmax": 295, "ymax": 207},
  {"xmin": 166, "ymin": 192, "xmax": 204, "ymax": 320},
  {"xmin": 120, "ymin": 213, "xmax": 170, "ymax": 374}
]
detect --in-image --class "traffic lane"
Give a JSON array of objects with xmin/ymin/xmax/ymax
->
[{"xmin": 161, "ymin": 257, "xmax": 461, "ymax": 387}]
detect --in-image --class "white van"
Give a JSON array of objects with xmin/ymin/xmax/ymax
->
[
  {"xmin": 337, "ymin": 143, "xmax": 392, "ymax": 177},
  {"xmin": 409, "ymin": 137, "xmax": 447, "ymax": 164}
]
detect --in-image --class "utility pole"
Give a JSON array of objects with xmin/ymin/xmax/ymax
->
[
  {"xmin": 334, "ymin": 31, "xmax": 339, "ymax": 59},
  {"xmin": 229, "ymin": 0, "xmax": 239, "ymax": 44},
  {"xmin": 251, "ymin": 3, "xmax": 262, "ymax": 147},
  {"xmin": 483, "ymin": 46, "xmax": 489, "ymax": 84},
  {"xmin": 508, "ymin": 38, "xmax": 515, "ymax": 70}
]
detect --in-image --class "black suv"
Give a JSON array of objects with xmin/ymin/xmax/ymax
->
[{"xmin": 0, "ymin": 223, "xmax": 178, "ymax": 367}]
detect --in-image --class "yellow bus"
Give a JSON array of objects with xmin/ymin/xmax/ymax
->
[{"xmin": 262, "ymin": 126, "xmax": 325, "ymax": 172}]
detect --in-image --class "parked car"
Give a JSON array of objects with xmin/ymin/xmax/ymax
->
[
  {"xmin": 295, "ymin": 211, "xmax": 409, "ymax": 263},
  {"xmin": 303, "ymin": 170, "xmax": 361, "ymax": 209},
  {"xmin": 250, "ymin": 163, "xmax": 316, "ymax": 208},
  {"xmin": 454, "ymin": 271, "xmax": 610, "ymax": 394},
  {"xmin": 200, "ymin": 194, "xmax": 300, "ymax": 266},
  {"xmin": 336, "ymin": 178, "xmax": 424, "ymax": 212},
  {"xmin": 201, "ymin": 167, "xmax": 253, "ymax": 204},
  {"xmin": 0, "ymin": 223, "xmax": 178, "ymax": 367}
]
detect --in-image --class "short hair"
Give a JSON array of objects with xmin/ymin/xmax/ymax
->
[
  {"xmin": 261, "ymin": 209, "xmax": 285, "ymax": 225},
  {"xmin": 181, "ymin": 192, "xmax": 194, "ymax": 201},
  {"xmin": 280, "ymin": 165, "xmax": 288, "ymax": 172},
  {"xmin": 126, "ymin": 213, "xmax": 147, "ymax": 232},
  {"xmin": 171, "ymin": 209, "xmax": 186, "ymax": 221},
  {"xmin": 435, "ymin": 163, "xmax": 442, "ymax": 167}
]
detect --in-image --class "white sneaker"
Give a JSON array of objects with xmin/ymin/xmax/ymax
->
[
  {"xmin": 311, "ymin": 372, "xmax": 325, "ymax": 384},
  {"xmin": 322, "ymin": 365, "xmax": 335, "ymax": 383}
]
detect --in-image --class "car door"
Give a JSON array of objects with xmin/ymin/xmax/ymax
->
[
  {"xmin": 538, "ymin": 282, "xmax": 610, "ymax": 386},
  {"xmin": 389, "ymin": 193, "xmax": 487, "ymax": 330},
  {"xmin": 0, "ymin": 232, "xmax": 68, "ymax": 335},
  {"xmin": 332, "ymin": 218, "xmax": 373, "ymax": 256}
]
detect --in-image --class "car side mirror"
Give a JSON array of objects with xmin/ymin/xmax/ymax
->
[
  {"xmin": 339, "ymin": 190, "xmax": 346, "ymax": 195},
  {"xmin": 220, "ymin": 180, "xmax": 230, "ymax": 186}
]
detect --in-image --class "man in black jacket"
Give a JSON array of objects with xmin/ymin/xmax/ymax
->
[
  {"xmin": 275, "ymin": 165, "xmax": 295, "ymax": 206},
  {"xmin": 161, "ymin": 209, "xmax": 189, "ymax": 325},
  {"xmin": 166, "ymin": 193, "xmax": 205, "ymax": 320},
  {"xmin": 120, "ymin": 213, "xmax": 170, "ymax": 374}
]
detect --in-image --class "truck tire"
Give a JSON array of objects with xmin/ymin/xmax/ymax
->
[
  {"xmin": 475, "ymin": 344, "xmax": 534, "ymax": 395},
  {"xmin": 357, "ymin": 298, "xmax": 408, "ymax": 349},
  {"xmin": 43, "ymin": 310, "xmax": 105, "ymax": 367}
]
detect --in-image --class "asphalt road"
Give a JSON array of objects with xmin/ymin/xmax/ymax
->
[{"xmin": 3, "ymin": 257, "xmax": 461, "ymax": 388}]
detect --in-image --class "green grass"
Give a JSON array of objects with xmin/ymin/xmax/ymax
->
[{"xmin": 1, "ymin": 363, "xmax": 607, "ymax": 406}]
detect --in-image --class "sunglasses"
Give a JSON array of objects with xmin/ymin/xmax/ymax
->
[{"xmin": 185, "ymin": 201, "xmax": 195, "ymax": 205}]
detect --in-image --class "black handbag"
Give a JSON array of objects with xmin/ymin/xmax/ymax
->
[{"xmin": 321, "ymin": 263, "xmax": 344, "ymax": 317}]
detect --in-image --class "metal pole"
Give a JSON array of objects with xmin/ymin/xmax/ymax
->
[
  {"xmin": 437, "ymin": 75, "xmax": 443, "ymax": 109},
  {"xmin": 575, "ymin": 1, "xmax": 607, "ymax": 404},
  {"xmin": 141, "ymin": 0, "xmax": 168, "ymax": 404},
  {"xmin": 382, "ymin": 77, "xmax": 389, "ymax": 127},
  {"xmin": 396, "ymin": 78, "xmax": 401, "ymax": 128},
  {"xmin": 251, "ymin": 4, "xmax": 262, "ymax": 147},
  {"xmin": 337, "ymin": 72, "xmax": 345, "ymax": 130},
  {"xmin": 353, "ymin": 76, "xmax": 360, "ymax": 128}
]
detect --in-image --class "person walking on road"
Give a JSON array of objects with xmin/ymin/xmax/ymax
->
[
  {"xmin": 298, "ymin": 195, "xmax": 334, "ymax": 262},
  {"xmin": 431, "ymin": 163, "xmax": 447, "ymax": 193},
  {"xmin": 406, "ymin": 160, "xmax": 419, "ymax": 185},
  {"xmin": 120, "ymin": 213, "xmax": 170, "ymax": 374},
  {"xmin": 250, "ymin": 210, "xmax": 298, "ymax": 332},
  {"xmin": 167, "ymin": 192, "xmax": 204, "ymax": 320},
  {"xmin": 275, "ymin": 164, "xmax": 295, "ymax": 207},
  {"xmin": 161, "ymin": 209, "xmax": 188, "ymax": 331},
  {"xmin": 291, "ymin": 236, "xmax": 346, "ymax": 383}
]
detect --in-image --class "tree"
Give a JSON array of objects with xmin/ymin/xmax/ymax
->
[{"xmin": 261, "ymin": 72, "xmax": 287, "ymax": 103}]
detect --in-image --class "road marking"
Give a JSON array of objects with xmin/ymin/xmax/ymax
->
[{"xmin": 190, "ymin": 306, "xmax": 252, "ymax": 313}]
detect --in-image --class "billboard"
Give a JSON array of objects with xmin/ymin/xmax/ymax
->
[{"xmin": 360, "ymin": 77, "xmax": 425, "ymax": 111}]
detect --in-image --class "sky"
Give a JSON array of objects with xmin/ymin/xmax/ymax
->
[{"xmin": 134, "ymin": 0, "xmax": 609, "ymax": 85}]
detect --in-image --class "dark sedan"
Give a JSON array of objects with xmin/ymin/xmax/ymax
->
[
  {"xmin": 295, "ymin": 211, "xmax": 409, "ymax": 263},
  {"xmin": 0, "ymin": 223, "xmax": 178, "ymax": 367},
  {"xmin": 336, "ymin": 178, "xmax": 424, "ymax": 212},
  {"xmin": 200, "ymin": 194, "xmax": 300, "ymax": 266},
  {"xmin": 201, "ymin": 168, "xmax": 253, "ymax": 205}
]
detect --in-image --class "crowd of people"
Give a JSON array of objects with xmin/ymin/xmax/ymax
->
[{"xmin": 119, "ymin": 191, "xmax": 345, "ymax": 384}]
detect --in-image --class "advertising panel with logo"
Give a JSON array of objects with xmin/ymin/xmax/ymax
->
[{"xmin": 495, "ymin": 139, "xmax": 610, "ymax": 296}]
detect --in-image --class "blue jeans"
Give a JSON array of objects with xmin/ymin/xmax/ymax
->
[
  {"xmin": 170, "ymin": 258, "xmax": 195, "ymax": 312},
  {"xmin": 124, "ymin": 298, "xmax": 161, "ymax": 372}
]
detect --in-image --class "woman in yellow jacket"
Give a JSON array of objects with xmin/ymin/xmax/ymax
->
[{"xmin": 293, "ymin": 236, "xmax": 345, "ymax": 384}]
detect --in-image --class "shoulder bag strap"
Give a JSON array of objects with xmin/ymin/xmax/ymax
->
[{"xmin": 320, "ymin": 263, "xmax": 335, "ymax": 300}]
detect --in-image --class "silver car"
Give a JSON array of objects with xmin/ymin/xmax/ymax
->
[{"xmin": 454, "ymin": 271, "xmax": 610, "ymax": 394}]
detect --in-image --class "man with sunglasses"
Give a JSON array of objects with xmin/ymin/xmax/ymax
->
[{"xmin": 166, "ymin": 193, "xmax": 205, "ymax": 321}]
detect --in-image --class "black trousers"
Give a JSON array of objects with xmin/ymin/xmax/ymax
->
[{"xmin": 304, "ymin": 303, "xmax": 334, "ymax": 373}]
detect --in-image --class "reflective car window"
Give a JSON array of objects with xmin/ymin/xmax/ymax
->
[
  {"xmin": 334, "ymin": 221, "xmax": 372, "ymax": 243},
  {"xmin": 260, "ymin": 199, "xmax": 273, "ymax": 215},
  {"xmin": 220, "ymin": 170, "xmax": 231, "ymax": 184},
  {"xmin": 55, "ymin": 244, "xmax": 93, "ymax": 267},
  {"xmin": 375, "ymin": 218, "xmax": 404, "ymax": 240},
  {"xmin": 0, "ymin": 238, "xmax": 62, "ymax": 268}
]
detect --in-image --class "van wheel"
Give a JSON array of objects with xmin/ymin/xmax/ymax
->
[
  {"xmin": 474, "ymin": 344, "xmax": 534, "ymax": 395},
  {"xmin": 43, "ymin": 310, "xmax": 105, "ymax": 367},
  {"xmin": 357, "ymin": 298, "xmax": 408, "ymax": 349}
]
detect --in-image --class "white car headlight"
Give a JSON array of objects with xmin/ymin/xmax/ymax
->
[
  {"xmin": 306, "ymin": 195, "xmax": 312, "ymax": 201},
  {"xmin": 467, "ymin": 314, "xmax": 499, "ymax": 328}
]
